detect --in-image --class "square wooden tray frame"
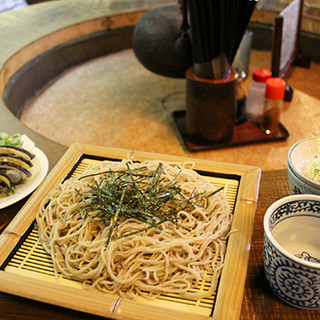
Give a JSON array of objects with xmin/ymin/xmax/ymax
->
[{"xmin": 0, "ymin": 143, "xmax": 261, "ymax": 320}]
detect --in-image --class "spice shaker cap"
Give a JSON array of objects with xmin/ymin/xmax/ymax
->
[
  {"xmin": 265, "ymin": 78, "xmax": 286, "ymax": 100},
  {"xmin": 252, "ymin": 68, "xmax": 272, "ymax": 83}
]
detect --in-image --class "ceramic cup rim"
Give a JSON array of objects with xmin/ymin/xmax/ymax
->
[
  {"xmin": 287, "ymin": 161, "xmax": 320, "ymax": 193},
  {"xmin": 288, "ymin": 137, "xmax": 320, "ymax": 189},
  {"xmin": 264, "ymin": 194, "xmax": 320, "ymax": 269}
]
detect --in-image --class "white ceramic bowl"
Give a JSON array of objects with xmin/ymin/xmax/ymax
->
[
  {"xmin": 264, "ymin": 194, "xmax": 320, "ymax": 309},
  {"xmin": 287, "ymin": 137, "xmax": 320, "ymax": 195}
]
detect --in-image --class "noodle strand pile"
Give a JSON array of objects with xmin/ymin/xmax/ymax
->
[{"xmin": 36, "ymin": 160, "xmax": 232, "ymax": 299}]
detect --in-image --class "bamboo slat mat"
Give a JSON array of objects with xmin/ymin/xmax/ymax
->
[
  {"xmin": 0, "ymin": 144, "xmax": 261, "ymax": 320},
  {"xmin": 3, "ymin": 158, "xmax": 239, "ymax": 317},
  {"xmin": 2, "ymin": 167, "xmax": 320, "ymax": 319}
]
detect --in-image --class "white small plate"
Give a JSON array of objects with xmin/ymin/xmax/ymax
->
[{"xmin": 0, "ymin": 144, "xmax": 49, "ymax": 209}]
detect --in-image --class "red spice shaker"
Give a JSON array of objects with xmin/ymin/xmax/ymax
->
[{"xmin": 260, "ymin": 77, "xmax": 286, "ymax": 134}]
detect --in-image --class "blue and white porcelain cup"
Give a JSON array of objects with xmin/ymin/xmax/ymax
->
[{"xmin": 264, "ymin": 194, "xmax": 320, "ymax": 309}]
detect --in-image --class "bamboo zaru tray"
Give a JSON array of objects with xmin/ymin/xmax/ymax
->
[{"xmin": 0, "ymin": 144, "xmax": 261, "ymax": 320}]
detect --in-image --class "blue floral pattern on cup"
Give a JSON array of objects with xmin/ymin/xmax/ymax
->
[
  {"xmin": 269, "ymin": 200, "xmax": 320, "ymax": 230},
  {"xmin": 264, "ymin": 235, "xmax": 320, "ymax": 309},
  {"xmin": 296, "ymin": 252, "xmax": 320, "ymax": 264},
  {"xmin": 264, "ymin": 199, "xmax": 320, "ymax": 309}
]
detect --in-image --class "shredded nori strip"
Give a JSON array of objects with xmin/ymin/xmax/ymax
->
[{"xmin": 69, "ymin": 163, "xmax": 223, "ymax": 245}]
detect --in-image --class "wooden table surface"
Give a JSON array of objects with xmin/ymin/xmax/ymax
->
[{"xmin": 1, "ymin": 168, "xmax": 319, "ymax": 320}]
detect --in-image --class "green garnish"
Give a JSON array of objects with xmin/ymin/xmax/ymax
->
[
  {"xmin": 70, "ymin": 163, "xmax": 223, "ymax": 245},
  {"xmin": 0, "ymin": 132, "xmax": 23, "ymax": 147}
]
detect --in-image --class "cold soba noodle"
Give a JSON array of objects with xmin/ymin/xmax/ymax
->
[{"xmin": 37, "ymin": 160, "xmax": 232, "ymax": 299}]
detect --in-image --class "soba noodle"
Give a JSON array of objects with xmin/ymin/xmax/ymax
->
[{"xmin": 36, "ymin": 159, "xmax": 232, "ymax": 300}]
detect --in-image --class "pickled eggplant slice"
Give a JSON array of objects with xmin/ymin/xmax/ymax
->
[
  {"xmin": 0, "ymin": 145, "xmax": 35, "ymax": 162},
  {"xmin": 0, "ymin": 175, "xmax": 11, "ymax": 194},
  {"xmin": 0, "ymin": 160, "xmax": 31, "ymax": 177},
  {"xmin": 0, "ymin": 138, "xmax": 37, "ymax": 197},
  {"xmin": 0, "ymin": 167, "xmax": 26, "ymax": 185},
  {"xmin": 0, "ymin": 153, "xmax": 33, "ymax": 167},
  {"xmin": 0, "ymin": 155, "xmax": 31, "ymax": 171}
]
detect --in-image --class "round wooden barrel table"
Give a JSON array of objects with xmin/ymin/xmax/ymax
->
[{"xmin": 0, "ymin": 1, "xmax": 320, "ymax": 320}]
